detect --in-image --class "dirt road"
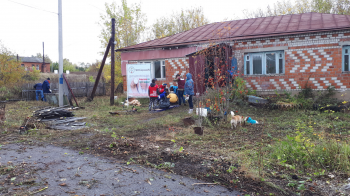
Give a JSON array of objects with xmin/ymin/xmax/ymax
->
[{"xmin": 0, "ymin": 143, "xmax": 241, "ymax": 195}]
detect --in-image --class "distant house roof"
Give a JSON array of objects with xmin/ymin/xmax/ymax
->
[
  {"xmin": 118, "ymin": 12, "xmax": 350, "ymax": 52},
  {"xmin": 19, "ymin": 56, "xmax": 46, "ymax": 63}
]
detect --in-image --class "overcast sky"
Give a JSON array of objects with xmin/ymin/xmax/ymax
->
[{"xmin": 0, "ymin": 0, "xmax": 278, "ymax": 65}]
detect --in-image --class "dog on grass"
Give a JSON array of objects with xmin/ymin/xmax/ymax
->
[{"xmin": 230, "ymin": 111, "xmax": 244, "ymax": 129}]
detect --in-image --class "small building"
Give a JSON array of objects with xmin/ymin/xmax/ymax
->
[
  {"xmin": 19, "ymin": 56, "xmax": 50, "ymax": 73},
  {"xmin": 117, "ymin": 13, "xmax": 350, "ymax": 96}
]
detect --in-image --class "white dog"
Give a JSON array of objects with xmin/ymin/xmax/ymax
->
[{"xmin": 230, "ymin": 111, "xmax": 244, "ymax": 129}]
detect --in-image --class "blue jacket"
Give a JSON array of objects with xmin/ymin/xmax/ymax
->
[
  {"xmin": 42, "ymin": 80, "xmax": 50, "ymax": 93},
  {"xmin": 184, "ymin": 73, "xmax": 194, "ymax": 96},
  {"xmin": 34, "ymin": 83, "xmax": 43, "ymax": 90},
  {"xmin": 171, "ymin": 85, "xmax": 178, "ymax": 94},
  {"xmin": 158, "ymin": 91, "xmax": 166, "ymax": 100},
  {"xmin": 246, "ymin": 117, "xmax": 258, "ymax": 124}
]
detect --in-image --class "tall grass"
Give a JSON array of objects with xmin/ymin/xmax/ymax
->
[{"xmin": 270, "ymin": 137, "xmax": 350, "ymax": 173}]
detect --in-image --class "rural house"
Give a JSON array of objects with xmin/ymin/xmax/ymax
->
[
  {"xmin": 19, "ymin": 56, "xmax": 50, "ymax": 73},
  {"xmin": 117, "ymin": 12, "xmax": 350, "ymax": 97}
]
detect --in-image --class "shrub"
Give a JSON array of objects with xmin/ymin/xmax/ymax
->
[
  {"xmin": 269, "ymin": 120, "xmax": 350, "ymax": 173},
  {"xmin": 230, "ymin": 76, "xmax": 256, "ymax": 100}
]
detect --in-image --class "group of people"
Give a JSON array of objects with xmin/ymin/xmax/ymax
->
[
  {"xmin": 148, "ymin": 73, "xmax": 194, "ymax": 113},
  {"xmin": 33, "ymin": 78, "xmax": 51, "ymax": 101}
]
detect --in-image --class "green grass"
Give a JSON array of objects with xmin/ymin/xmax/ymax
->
[{"xmin": 2, "ymin": 95, "xmax": 350, "ymax": 195}]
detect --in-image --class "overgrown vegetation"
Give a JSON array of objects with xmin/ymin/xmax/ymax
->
[{"xmin": 1, "ymin": 88, "xmax": 349, "ymax": 195}]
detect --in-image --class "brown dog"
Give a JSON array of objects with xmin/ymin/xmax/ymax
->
[{"xmin": 231, "ymin": 111, "xmax": 244, "ymax": 129}]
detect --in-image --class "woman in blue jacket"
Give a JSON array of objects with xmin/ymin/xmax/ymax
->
[{"xmin": 184, "ymin": 73, "xmax": 194, "ymax": 114}]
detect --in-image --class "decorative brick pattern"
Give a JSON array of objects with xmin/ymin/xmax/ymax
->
[
  {"xmin": 235, "ymin": 30, "xmax": 350, "ymax": 91},
  {"xmin": 164, "ymin": 58, "xmax": 189, "ymax": 86}
]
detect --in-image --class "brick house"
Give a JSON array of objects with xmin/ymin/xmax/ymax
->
[
  {"xmin": 117, "ymin": 13, "xmax": 350, "ymax": 97},
  {"xmin": 19, "ymin": 56, "xmax": 50, "ymax": 73}
]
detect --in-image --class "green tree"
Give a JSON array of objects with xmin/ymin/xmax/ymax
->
[
  {"xmin": 151, "ymin": 7, "xmax": 210, "ymax": 39},
  {"xmin": 243, "ymin": 0, "xmax": 350, "ymax": 18},
  {"xmin": 0, "ymin": 41, "xmax": 25, "ymax": 86},
  {"xmin": 63, "ymin": 58, "xmax": 77, "ymax": 72},
  {"xmin": 52, "ymin": 62, "xmax": 58, "ymax": 71},
  {"xmin": 51, "ymin": 59, "xmax": 77, "ymax": 72},
  {"xmin": 35, "ymin": 53, "xmax": 52, "ymax": 64},
  {"xmin": 98, "ymin": 0, "xmax": 146, "ymax": 85}
]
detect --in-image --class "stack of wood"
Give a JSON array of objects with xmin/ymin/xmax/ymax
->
[{"xmin": 33, "ymin": 107, "xmax": 75, "ymax": 119}]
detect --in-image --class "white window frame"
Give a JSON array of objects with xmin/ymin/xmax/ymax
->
[
  {"xmin": 139, "ymin": 60, "xmax": 166, "ymax": 79},
  {"xmin": 244, "ymin": 51, "xmax": 284, "ymax": 75},
  {"xmin": 342, "ymin": 46, "xmax": 350, "ymax": 72},
  {"xmin": 36, "ymin": 65, "xmax": 40, "ymax": 70}
]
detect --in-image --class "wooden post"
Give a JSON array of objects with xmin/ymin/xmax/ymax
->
[
  {"xmin": 86, "ymin": 82, "xmax": 88, "ymax": 97},
  {"xmin": 87, "ymin": 38, "xmax": 112, "ymax": 101},
  {"xmin": 110, "ymin": 18, "xmax": 115, "ymax": 105},
  {"xmin": 42, "ymin": 42, "xmax": 45, "ymax": 72}
]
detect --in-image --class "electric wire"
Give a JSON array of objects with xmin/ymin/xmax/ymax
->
[{"xmin": 7, "ymin": 0, "xmax": 57, "ymax": 15}]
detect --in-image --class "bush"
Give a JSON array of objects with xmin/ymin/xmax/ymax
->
[
  {"xmin": 269, "ymin": 120, "xmax": 350, "ymax": 173},
  {"xmin": 0, "ymin": 86, "xmax": 22, "ymax": 100},
  {"xmin": 231, "ymin": 76, "xmax": 256, "ymax": 100},
  {"xmin": 271, "ymin": 137, "xmax": 350, "ymax": 172}
]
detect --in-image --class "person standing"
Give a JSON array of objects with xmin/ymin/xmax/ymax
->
[
  {"xmin": 42, "ymin": 78, "xmax": 51, "ymax": 94},
  {"xmin": 33, "ymin": 83, "xmax": 45, "ymax": 101},
  {"xmin": 148, "ymin": 79, "xmax": 158, "ymax": 111},
  {"xmin": 184, "ymin": 73, "xmax": 194, "ymax": 114},
  {"xmin": 173, "ymin": 74, "xmax": 186, "ymax": 106}
]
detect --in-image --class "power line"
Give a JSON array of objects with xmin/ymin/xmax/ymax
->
[
  {"xmin": 86, "ymin": 3, "xmax": 104, "ymax": 12},
  {"xmin": 7, "ymin": 0, "xmax": 57, "ymax": 15}
]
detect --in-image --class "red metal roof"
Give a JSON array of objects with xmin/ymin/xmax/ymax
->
[{"xmin": 117, "ymin": 13, "xmax": 350, "ymax": 52}]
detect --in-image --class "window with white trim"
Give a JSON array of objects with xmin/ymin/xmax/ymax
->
[
  {"xmin": 36, "ymin": 65, "xmax": 40, "ymax": 70},
  {"xmin": 244, "ymin": 51, "xmax": 284, "ymax": 75},
  {"xmin": 343, "ymin": 46, "xmax": 350, "ymax": 71},
  {"xmin": 139, "ymin": 60, "xmax": 166, "ymax": 79}
]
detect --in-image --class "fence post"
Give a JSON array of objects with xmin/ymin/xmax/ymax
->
[
  {"xmin": 86, "ymin": 82, "xmax": 89, "ymax": 97},
  {"xmin": 103, "ymin": 83, "xmax": 106, "ymax": 95}
]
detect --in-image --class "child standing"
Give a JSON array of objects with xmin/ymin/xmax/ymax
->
[{"xmin": 148, "ymin": 79, "xmax": 158, "ymax": 111}]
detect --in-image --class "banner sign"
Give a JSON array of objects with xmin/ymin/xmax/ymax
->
[{"xmin": 127, "ymin": 63, "xmax": 151, "ymax": 98}]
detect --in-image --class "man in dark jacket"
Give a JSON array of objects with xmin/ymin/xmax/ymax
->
[
  {"xmin": 34, "ymin": 83, "xmax": 45, "ymax": 101},
  {"xmin": 42, "ymin": 78, "xmax": 51, "ymax": 93}
]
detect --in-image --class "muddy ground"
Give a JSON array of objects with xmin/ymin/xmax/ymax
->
[
  {"xmin": 2, "ymin": 98, "xmax": 350, "ymax": 195},
  {"xmin": 0, "ymin": 142, "xmax": 240, "ymax": 195}
]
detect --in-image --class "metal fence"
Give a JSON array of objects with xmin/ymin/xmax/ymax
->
[{"xmin": 22, "ymin": 82, "xmax": 106, "ymax": 101}]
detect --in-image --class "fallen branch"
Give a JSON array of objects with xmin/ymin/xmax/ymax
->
[
  {"xmin": 192, "ymin": 183, "xmax": 217, "ymax": 186},
  {"xmin": 29, "ymin": 186, "xmax": 48, "ymax": 195}
]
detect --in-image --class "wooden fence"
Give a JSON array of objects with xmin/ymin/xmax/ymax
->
[{"xmin": 22, "ymin": 82, "xmax": 106, "ymax": 101}]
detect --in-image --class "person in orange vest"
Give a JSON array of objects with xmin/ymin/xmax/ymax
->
[{"xmin": 148, "ymin": 78, "xmax": 159, "ymax": 111}]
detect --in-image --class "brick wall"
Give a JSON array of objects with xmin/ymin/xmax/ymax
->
[
  {"xmin": 21, "ymin": 62, "xmax": 50, "ymax": 73},
  {"xmin": 234, "ymin": 31, "xmax": 350, "ymax": 91},
  {"xmin": 164, "ymin": 58, "xmax": 190, "ymax": 86},
  {"xmin": 123, "ymin": 58, "xmax": 189, "ymax": 93}
]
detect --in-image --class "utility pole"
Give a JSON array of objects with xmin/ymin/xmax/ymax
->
[
  {"xmin": 110, "ymin": 18, "xmax": 115, "ymax": 105},
  {"xmin": 58, "ymin": 0, "xmax": 63, "ymax": 107},
  {"xmin": 42, "ymin": 42, "xmax": 45, "ymax": 72}
]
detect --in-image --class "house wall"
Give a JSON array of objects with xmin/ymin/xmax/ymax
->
[
  {"xmin": 120, "ymin": 30, "xmax": 350, "ymax": 97},
  {"xmin": 233, "ymin": 30, "xmax": 350, "ymax": 93},
  {"xmin": 21, "ymin": 62, "xmax": 50, "ymax": 73},
  {"xmin": 122, "ymin": 57, "xmax": 189, "ymax": 93}
]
